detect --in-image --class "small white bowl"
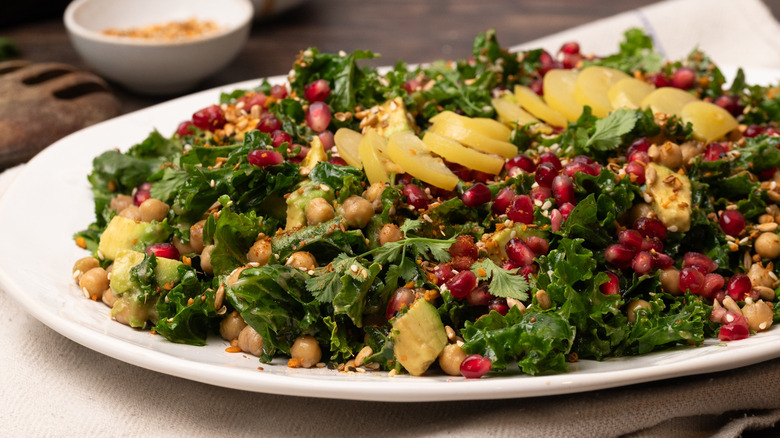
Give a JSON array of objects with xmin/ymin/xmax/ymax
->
[{"xmin": 64, "ymin": 0, "xmax": 253, "ymax": 95}]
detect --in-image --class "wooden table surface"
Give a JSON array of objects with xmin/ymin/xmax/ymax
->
[{"xmin": 4, "ymin": 0, "xmax": 780, "ymax": 115}]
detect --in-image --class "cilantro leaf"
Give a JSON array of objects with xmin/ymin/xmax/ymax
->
[
  {"xmin": 471, "ymin": 258, "xmax": 529, "ymax": 301},
  {"xmin": 584, "ymin": 109, "xmax": 637, "ymax": 152}
]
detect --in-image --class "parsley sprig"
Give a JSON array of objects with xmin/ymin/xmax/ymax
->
[{"xmin": 470, "ymin": 258, "xmax": 529, "ymax": 301}]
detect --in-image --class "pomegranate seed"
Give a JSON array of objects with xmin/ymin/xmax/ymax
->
[
  {"xmin": 652, "ymin": 253, "xmax": 674, "ymax": 269},
  {"xmin": 551, "ymin": 175, "xmax": 575, "ymax": 206},
  {"xmin": 247, "ymin": 149, "xmax": 284, "ymax": 168},
  {"xmin": 632, "ymin": 251, "xmax": 654, "ymax": 275},
  {"xmin": 520, "ymin": 265, "xmax": 537, "ymax": 281},
  {"xmin": 449, "ymin": 235, "xmax": 478, "ymax": 268},
  {"xmin": 559, "ymin": 202, "xmax": 575, "ymax": 220},
  {"xmin": 303, "ymin": 79, "xmax": 331, "ymax": 103},
  {"xmin": 257, "ymin": 115, "xmax": 281, "ymax": 133},
  {"xmin": 385, "ymin": 287, "xmax": 416, "ymax": 320},
  {"xmin": 718, "ymin": 323, "xmax": 750, "ymax": 341},
  {"xmin": 627, "ymin": 150, "xmax": 650, "ymax": 164},
  {"xmin": 537, "ymin": 50, "xmax": 559, "ymax": 76},
  {"xmin": 634, "ymin": 217, "xmax": 667, "ymax": 240},
  {"xmin": 714, "ymin": 94, "xmax": 744, "ymax": 117},
  {"xmin": 550, "ymin": 209, "xmax": 563, "ymax": 232},
  {"xmin": 600, "ymin": 272, "xmax": 620, "ymax": 295},
  {"xmin": 396, "ymin": 173, "xmax": 413, "ymax": 186},
  {"xmin": 563, "ymin": 161, "xmax": 600, "ymax": 178},
  {"xmin": 133, "ymin": 185, "xmax": 151, "ymax": 206},
  {"xmin": 711, "ymin": 306, "xmax": 728, "ymax": 323},
  {"xmin": 679, "ymin": 267, "xmax": 704, "ymax": 294},
  {"xmin": 640, "ymin": 238, "xmax": 664, "ymax": 253},
  {"xmin": 719, "ymin": 210, "xmax": 745, "ymax": 237},
  {"xmin": 618, "ymin": 229, "xmax": 643, "ymax": 251},
  {"xmin": 625, "ymin": 161, "xmax": 646, "ymax": 184},
  {"xmin": 502, "ymin": 259, "xmax": 522, "ymax": 271},
  {"xmin": 646, "ymin": 73, "xmax": 670, "ymax": 88},
  {"xmin": 507, "ymin": 195, "xmax": 534, "ymax": 224},
  {"xmin": 626, "ymin": 138, "xmax": 651, "ymax": 160},
  {"xmin": 559, "ymin": 41, "xmax": 580, "ymax": 55},
  {"xmin": 434, "ymin": 263, "xmax": 456, "ymax": 285},
  {"xmin": 271, "ymin": 130, "xmax": 292, "ymax": 148},
  {"xmin": 528, "ymin": 79, "xmax": 544, "ymax": 96},
  {"xmin": 765, "ymin": 127, "xmax": 780, "ymax": 137},
  {"xmin": 467, "ymin": 284, "xmax": 492, "ymax": 307},
  {"xmin": 699, "ymin": 273, "xmax": 725, "ymax": 299},
  {"xmin": 446, "ymin": 270, "xmax": 477, "ymax": 299},
  {"xmin": 505, "ymin": 238, "xmax": 536, "ymax": 266},
  {"xmin": 329, "ymin": 156, "xmax": 347, "ymax": 166},
  {"xmin": 671, "ymin": 67, "xmax": 697, "ymax": 90},
  {"xmin": 535, "ymin": 162, "xmax": 558, "ymax": 188},
  {"xmin": 726, "ymin": 273, "xmax": 752, "ymax": 300},
  {"xmin": 306, "ymin": 101, "xmax": 332, "ymax": 133},
  {"xmin": 270, "ymin": 84, "xmax": 288, "ymax": 99},
  {"xmin": 560, "ymin": 52, "xmax": 583, "ymax": 69},
  {"xmin": 537, "ymin": 152, "xmax": 562, "ymax": 170},
  {"xmin": 703, "ymin": 142, "xmax": 728, "ymax": 162},
  {"xmin": 448, "ymin": 162, "xmax": 473, "ymax": 181},
  {"xmin": 402, "ymin": 184, "xmax": 429, "ymax": 210},
  {"xmin": 683, "ymin": 252, "xmax": 718, "ymax": 273},
  {"xmin": 491, "ymin": 188, "xmax": 515, "ymax": 215},
  {"xmin": 241, "ymin": 92, "xmax": 267, "ymax": 112},
  {"xmin": 146, "ymin": 243, "xmax": 179, "ymax": 260},
  {"xmin": 530, "ymin": 186, "xmax": 552, "ymax": 204},
  {"xmin": 605, "ymin": 244, "xmax": 635, "ymax": 269},
  {"xmin": 460, "ymin": 354, "xmax": 492, "ymax": 378},
  {"xmin": 525, "ymin": 235, "xmax": 550, "ymax": 256},
  {"xmin": 402, "ymin": 78, "xmax": 422, "ymax": 94},
  {"xmin": 506, "ymin": 154, "xmax": 536, "ymax": 175},
  {"xmin": 462, "ymin": 183, "xmax": 492, "ymax": 208},
  {"xmin": 192, "ymin": 105, "xmax": 226, "ymax": 131},
  {"xmin": 488, "ymin": 298, "xmax": 509, "ymax": 316},
  {"xmin": 571, "ymin": 155, "xmax": 593, "ymax": 164},
  {"xmin": 176, "ymin": 120, "xmax": 196, "ymax": 137},
  {"xmin": 743, "ymin": 124, "xmax": 765, "ymax": 138},
  {"xmin": 318, "ymin": 130, "xmax": 335, "ymax": 149}
]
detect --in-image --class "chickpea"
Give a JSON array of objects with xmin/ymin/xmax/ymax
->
[
  {"xmin": 189, "ymin": 220, "xmax": 206, "ymax": 254},
  {"xmin": 679, "ymin": 141, "xmax": 703, "ymax": 167},
  {"xmin": 305, "ymin": 197, "xmax": 335, "ymax": 225},
  {"xmin": 748, "ymin": 262, "xmax": 778, "ymax": 289},
  {"xmin": 237, "ymin": 325, "xmax": 264, "ymax": 356},
  {"xmin": 247, "ymin": 237, "xmax": 272, "ymax": 265},
  {"xmin": 79, "ymin": 267, "xmax": 109, "ymax": 300},
  {"xmin": 220, "ymin": 311, "xmax": 248, "ymax": 341},
  {"xmin": 72, "ymin": 256, "xmax": 99, "ymax": 281},
  {"xmin": 102, "ymin": 288, "xmax": 116, "ymax": 307},
  {"xmin": 290, "ymin": 335, "xmax": 322, "ymax": 368},
  {"xmin": 109, "ymin": 194, "xmax": 133, "ymax": 213},
  {"xmin": 172, "ymin": 236, "xmax": 196, "ymax": 256},
  {"xmin": 656, "ymin": 141, "xmax": 683, "ymax": 169},
  {"xmin": 118, "ymin": 205, "xmax": 142, "ymax": 221},
  {"xmin": 364, "ymin": 182, "xmax": 387, "ymax": 212},
  {"xmin": 627, "ymin": 299, "xmax": 651, "ymax": 323},
  {"xmin": 660, "ymin": 268, "xmax": 682, "ymax": 296},
  {"xmin": 286, "ymin": 251, "xmax": 317, "ymax": 270},
  {"xmin": 200, "ymin": 244, "xmax": 215, "ymax": 275},
  {"xmin": 438, "ymin": 343, "xmax": 467, "ymax": 376},
  {"xmin": 378, "ymin": 223, "xmax": 403, "ymax": 245},
  {"xmin": 741, "ymin": 299, "xmax": 774, "ymax": 332},
  {"xmin": 754, "ymin": 232, "xmax": 780, "ymax": 259},
  {"xmin": 342, "ymin": 195, "xmax": 374, "ymax": 228},
  {"xmin": 139, "ymin": 198, "xmax": 170, "ymax": 222}
]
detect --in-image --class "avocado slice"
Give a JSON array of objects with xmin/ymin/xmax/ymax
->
[
  {"xmin": 392, "ymin": 298, "xmax": 448, "ymax": 376},
  {"xmin": 644, "ymin": 162, "xmax": 692, "ymax": 233},
  {"xmin": 284, "ymin": 180, "xmax": 335, "ymax": 230},
  {"xmin": 97, "ymin": 215, "xmax": 171, "ymax": 260},
  {"xmin": 109, "ymin": 249, "xmax": 183, "ymax": 328}
]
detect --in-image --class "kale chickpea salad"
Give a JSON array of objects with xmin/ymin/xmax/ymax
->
[{"xmin": 72, "ymin": 29, "xmax": 780, "ymax": 379}]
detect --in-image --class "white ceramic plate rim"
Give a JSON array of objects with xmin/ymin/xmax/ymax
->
[{"xmin": 1, "ymin": 66, "xmax": 779, "ymax": 402}]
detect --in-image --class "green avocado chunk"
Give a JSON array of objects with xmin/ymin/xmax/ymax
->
[
  {"xmin": 97, "ymin": 215, "xmax": 171, "ymax": 260},
  {"xmin": 392, "ymin": 298, "xmax": 448, "ymax": 376},
  {"xmin": 285, "ymin": 180, "xmax": 335, "ymax": 230}
]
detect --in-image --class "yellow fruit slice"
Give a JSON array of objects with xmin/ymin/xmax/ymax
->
[
  {"xmin": 491, "ymin": 97, "xmax": 539, "ymax": 126},
  {"xmin": 574, "ymin": 66, "xmax": 631, "ymax": 118},
  {"xmin": 359, "ymin": 129, "xmax": 390, "ymax": 184},
  {"xmin": 429, "ymin": 111, "xmax": 511, "ymax": 141},
  {"xmin": 681, "ymin": 100, "xmax": 739, "ymax": 143},
  {"xmin": 608, "ymin": 77, "xmax": 655, "ymax": 110},
  {"xmin": 641, "ymin": 87, "xmax": 698, "ymax": 118},
  {"xmin": 428, "ymin": 121, "xmax": 517, "ymax": 159},
  {"xmin": 387, "ymin": 131, "xmax": 459, "ymax": 190},
  {"xmin": 422, "ymin": 131, "xmax": 504, "ymax": 175},
  {"xmin": 333, "ymin": 128, "xmax": 363, "ymax": 168},
  {"xmin": 514, "ymin": 85, "xmax": 568, "ymax": 127},
  {"xmin": 544, "ymin": 69, "xmax": 582, "ymax": 122}
]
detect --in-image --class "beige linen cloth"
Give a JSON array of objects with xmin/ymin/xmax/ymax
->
[{"xmin": 3, "ymin": 0, "xmax": 780, "ymax": 436}]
